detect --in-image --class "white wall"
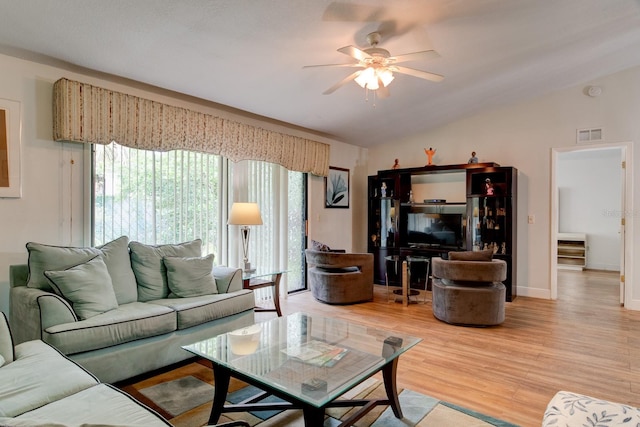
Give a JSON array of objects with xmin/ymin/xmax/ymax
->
[
  {"xmin": 557, "ymin": 148, "xmax": 621, "ymax": 271},
  {"xmin": 0, "ymin": 53, "xmax": 367, "ymax": 316},
  {"xmin": 369, "ymin": 65, "xmax": 640, "ymax": 305}
]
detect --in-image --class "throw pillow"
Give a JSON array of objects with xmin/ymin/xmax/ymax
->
[
  {"xmin": 164, "ymin": 254, "xmax": 218, "ymax": 298},
  {"xmin": 26, "ymin": 242, "xmax": 97, "ymax": 291},
  {"xmin": 0, "ymin": 312, "xmax": 14, "ymax": 366},
  {"xmin": 96, "ymin": 236, "xmax": 138, "ymax": 304},
  {"xmin": 25, "ymin": 236, "xmax": 137, "ymax": 303},
  {"xmin": 311, "ymin": 240, "xmax": 331, "ymax": 251},
  {"xmin": 44, "ymin": 255, "xmax": 119, "ymax": 320},
  {"xmin": 129, "ymin": 239, "xmax": 203, "ymax": 301},
  {"xmin": 448, "ymin": 249, "xmax": 494, "ymax": 261}
]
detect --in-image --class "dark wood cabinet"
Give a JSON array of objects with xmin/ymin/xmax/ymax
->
[
  {"xmin": 367, "ymin": 176, "xmax": 399, "ymax": 284},
  {"xmin": 466, "ymin": 167, "xmax": 518, "ymax": 301},
  {"xmin": 368, "ymin": 163, "xmax": 517, "ymax": 300}
]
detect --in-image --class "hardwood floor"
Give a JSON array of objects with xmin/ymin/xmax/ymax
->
[
  {"xmin": 120, "ymin": 269, "xmax": 640, "ymax": 426},
  {"xmin": 273, "ymin": 269, "xmax": 640, "ymax": 426}
]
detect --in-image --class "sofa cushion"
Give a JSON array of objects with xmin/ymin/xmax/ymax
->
[
  {"xmin": 7, "ymin": 383, "xmax": 170, "ymax": 426},
  {"xmin": 448, "ymin": 249, "xmax": 493, "ymax": 261},
  {"xmin": 129, "ymin": 239, "xmax": 202, "ymax": 301},
  {"xmin": 25, "ymin": 236, "xmax": 138, "ymax": 304},
  {"xmin": 42, "ymin": 302, "xmax": 177, "ymax": 355},
  {"xmin": 149, "ymin": 289, "xmax": 255, "ymax": 330},
  {"xmin": 0, "ymin": 340, "xmax": 98, "ymax": 417},
  {"xmin": 164, "ymin": 254, "xmax": 218, "ymax": 298},
  {"xmin": 44, "ymin": 255, "xmax": 119, "ymax": 320},
  {"xmin": 0, "ymin": 312, "xmax": 14, "ymax": 365}
]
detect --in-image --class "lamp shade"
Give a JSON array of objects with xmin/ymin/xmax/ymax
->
[{"xmin": 228, "ymin": 202, "xmax": 263, "ymax": 225}]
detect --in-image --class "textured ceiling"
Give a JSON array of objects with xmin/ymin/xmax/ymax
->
[{"xmin": 2, "ymin": 0, "xmax": 640, "ymax": 147}]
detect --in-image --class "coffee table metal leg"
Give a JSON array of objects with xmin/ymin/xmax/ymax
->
[
  {"xmin": 382, "ymin": 358, "xmax": 403, "ymax": 418},
  {"xmin": 208, "ymin": 365, "xmax": 231, "ymax": 425},
  {"xmin": 302, "ymin": 405, "xmax": 326, "ymax": 427}
]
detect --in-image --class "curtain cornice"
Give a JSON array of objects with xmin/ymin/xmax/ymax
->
[{"xmin": 52, "ymin": 78, "xmax": 330, "ymax": 176}]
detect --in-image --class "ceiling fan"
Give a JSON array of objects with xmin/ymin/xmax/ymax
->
[{"xmin": 304, "ymin": 31, "xmax": 444, "ymax": 98}]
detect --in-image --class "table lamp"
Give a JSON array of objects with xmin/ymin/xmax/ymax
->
[{"xmin": 228, "ymin": 202, "xmax": 263, "ymax": 272}]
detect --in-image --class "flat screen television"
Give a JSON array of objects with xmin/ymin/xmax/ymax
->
[{"xmin": 405, "ymin": 212, "xmax": 464, "ymax": 249}]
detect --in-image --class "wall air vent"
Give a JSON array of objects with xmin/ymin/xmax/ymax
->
[{"xmin": 576, "ymin": 127, "xmax": 603, "ymax": 144}]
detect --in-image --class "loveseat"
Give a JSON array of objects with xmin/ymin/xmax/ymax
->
[
  {"xmin": 9, "ymin": 236, "xmax": 256, "ymax": 383},
  {"xmin": 0, "ymin": 311, "xmax": 171, "ymax": 426},
  {"xmin": 0, "ymin": 312, "xmax": 250, "ymax": 426}
]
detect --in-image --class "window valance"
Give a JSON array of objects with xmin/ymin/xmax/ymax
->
[{"xmin": 52, "ymin": 78, "xmax": 330, "ymax": 176}]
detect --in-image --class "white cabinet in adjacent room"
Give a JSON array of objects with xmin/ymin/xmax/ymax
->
[{"xmin": 557, "ymin": 232, "xmax": 587, "ymax": 270}]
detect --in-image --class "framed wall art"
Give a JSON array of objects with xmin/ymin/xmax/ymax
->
[
  {"xmin": 0, "ymin": 98, "xmax": 22, "ymax": 198},
  {"xmin": 325, "ymin": 166, "xmax": 349, "ymax": 209}
]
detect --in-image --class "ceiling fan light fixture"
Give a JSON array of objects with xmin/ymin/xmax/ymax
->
[
  {"xmin": 354, "ymin": 66, "xmax": 392, "ymax": 91},
  {"xmin": 378, "ymin": 69, "xmax": 394, "ymax": 87},
  {"xmin": 367, "ymin": 77, "xmax": 380, "ymax": 90},
  {"xmin": 355, "ymin": 67, "xmax": 375, "ymax": 88}
]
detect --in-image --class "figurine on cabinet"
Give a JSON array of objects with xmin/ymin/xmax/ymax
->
[
  {"xmin": 484, "ymin": 178, "xmax": 495, "ymax": 195},
  {"xmin": 424, "ymin": 147, "xmax": 436, "ymax": 165},
  {"xmin": 381, "ymin": 182, "xmax": 387, "ymax": 197},
  {"xmin": 468, "ymin": 151, "xmax": 478, "ymax": 164},
  {"xmin": 392, "ymin": 158, "xmax": 400, "ymax": 169}
]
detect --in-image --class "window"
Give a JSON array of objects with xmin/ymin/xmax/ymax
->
[
  {"xmin": 92, "ymin": 142, "xmax": 307, "ymax": 292},
  {"xmin": 229, "ymin": 160, "xmax": 307, "ymax": 292}
]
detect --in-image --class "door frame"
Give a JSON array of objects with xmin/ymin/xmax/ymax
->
[{"xmin": 550, "ymin": 141, "xmax": 633, "ymax": 306}]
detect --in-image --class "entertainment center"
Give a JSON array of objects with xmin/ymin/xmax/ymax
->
[{"xmin": 368, "ymin": 163, "xmax": 518, "ymax": 301}]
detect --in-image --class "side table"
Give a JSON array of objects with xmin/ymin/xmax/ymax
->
[
  {"xmin": 242, "ymin": 270, "xmax": 286, "ymax": 317},
  {"xmin": 384, "ymin": 255, "xmax": 430, "ymax": 307}
]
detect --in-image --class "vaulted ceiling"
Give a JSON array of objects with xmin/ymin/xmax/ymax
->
[{"xmin": 2, "ymin": 1, "xmax": 640, "ymax": 147}]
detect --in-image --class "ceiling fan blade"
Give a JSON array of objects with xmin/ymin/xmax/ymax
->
[
  {"xmin": 390, "ymin": 50, "xmax": 440, "ymax": 64},
  {"xmin": 303, "ymin": 63, "xmax": 362, "ymax": 69},
  {"xmin": 393, "ymin": 66, "xmax": 444, "ymax": 82},
  {"xmin": 323, "ymin": 70, "xmax": 362, "ymax": 95},
  {"xmin": 337, "ymin": 45, "xmax": 371, "ymax": 62}
]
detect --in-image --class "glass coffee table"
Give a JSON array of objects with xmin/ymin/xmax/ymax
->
[{"xmin": 182, "ymin": 312, "xmax": 421, "ymax": 427}]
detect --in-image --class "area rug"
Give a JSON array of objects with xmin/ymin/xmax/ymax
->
[{"xmin": 139, "ymin": 375, "xmax": 520, "ymax": 427}]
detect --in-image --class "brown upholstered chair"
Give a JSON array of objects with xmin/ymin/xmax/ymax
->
[
  {"xmin": 305, "ymin": 250, "xmax": 374, "ymax": 304},
  {"xmin": 431, "ymin": 255, "xmax": 507, "ymax": 326}
]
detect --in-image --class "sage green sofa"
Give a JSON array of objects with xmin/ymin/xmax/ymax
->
[
  {"xmin": 0, "ymin": 312, "xmax": 171, "ymax": 426},
  {"xmin": 9, "ymin": 237, "xmax": 256, "ymax": 384}
]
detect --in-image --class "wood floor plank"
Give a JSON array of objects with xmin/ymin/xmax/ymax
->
[
  {"xmin": 270, "ymin": 269, "xmax": 640, "ymax": 426},
  {"xmin": 120, "ymin": 269, "xmax": 640, "ymax": 427}
]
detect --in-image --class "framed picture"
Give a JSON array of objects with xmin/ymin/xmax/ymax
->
[
  {"xmin": 0, "ymin": 98, "xmax": 21, "ymax": 198},
  {"xmin": 325, "ymin": 166, "xmax": 349, "ymax": 208}
]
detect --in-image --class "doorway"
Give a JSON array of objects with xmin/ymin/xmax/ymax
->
[{"xmin": 550, "ymin": 142, "xmax": 633, "ymax": 306}]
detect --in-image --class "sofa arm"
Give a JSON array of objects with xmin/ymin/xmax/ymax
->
[
  {"xmin": 10, "ymin": 286, "xmax": 76, "ymax": 344},
  {"xmin": 37, "ymin": 294, "xmax": 77, "ymax": 329},
  {"xmin": 213, "ymin": 266, "xmax": 244, "ymax": 293}
]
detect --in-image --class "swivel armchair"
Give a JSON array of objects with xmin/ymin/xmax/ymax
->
[{"xmin": 305, "ymin": 250, "xmax": 373, "ymax": 304}]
